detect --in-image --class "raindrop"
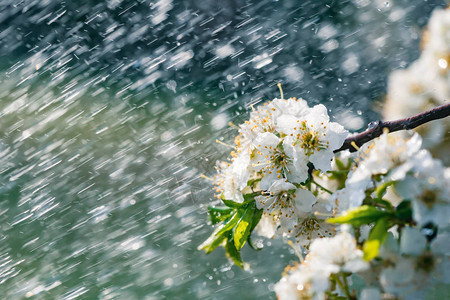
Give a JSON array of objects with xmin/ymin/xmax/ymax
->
[{"xmin": 367, "ymin": 121, "xmax": 379, "ymax": 129}]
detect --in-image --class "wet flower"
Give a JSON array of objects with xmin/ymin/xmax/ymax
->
[
  {"xmin": 423, "ymin": 8, "xmax": 450, "ymax": 63},
  {"xmin": 383, "ymin": 8, "xmax": 450, "ymax": 158},
  {"xmin": 394, "ymin": 151, "xmax": 450, "ymax": 227},
  {"xmin": 274, "ymin": 261, "xmax": 329, "ymax": 300},
  {"xmin": 213, "ymin": 152, "xmax": 251, "ymax": 203},
  {"xmin": 278, "ymin": 104, "xmax": 348, "ymax": 172},
  {"xmin": 307, "ymin": 230, "xmax": 369, "ymax": 274},
  {"xmin": 332, "ymin": 132, "xmax": 424, "ymax": 210},
  {"xmin": 238, "ymin": 97, "xmax": 310, "ymax": 152},
  {"xmin": 255, "ymin": 179, "xmax": 316, "ymax": 230},
  {"xmin": 251, "ymin": 132, "xmax": 308, "ymax": 190},
  {"xmin": 379, "ymin": 227, "xmax": 450, "ymax": 299},
  {"xmin": 255, "ymin": 214, "xmax": 278, "ymax": 239},
  {"xmin": 292, "ymin": 203, "xmax": 337, "ymax": 250},
  {"xmin": 275, "ymin": 231, "xmax": 368, "ymax": 300},
  {"xmin": 329, "ymin": 187, "xmax": 366, "ymax": 215}
]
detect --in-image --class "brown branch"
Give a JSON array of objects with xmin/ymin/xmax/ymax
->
[{"xmin": 335, "ymin": 103, "xmax": 450, "ymax": 153}]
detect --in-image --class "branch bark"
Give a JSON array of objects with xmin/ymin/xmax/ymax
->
[{"xmin": 334, "ymin": 103, "xmax": 450, "ymax": 153}]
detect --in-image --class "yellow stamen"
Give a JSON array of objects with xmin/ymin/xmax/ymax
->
[
  {"xmin": 277, "ymin": 83, "xmax": 284, "ymax": 99},
  {"xmin": 228, "ymin": 121, "xmax": 240, "ymax": 130},
  {"xmin": 350, "ymin": 141, "xmax": 361, "ymax": 151},
  {"xmin": 201, "ymin": 174, "xmax": 214, "ymax": 181},
  {"xmin": 287, "ymin": 240, "xmax": 304, "ymax": 262},
  {"xmin": 216, "ymin": 139, "xmax": 235, "ymax": 149}
]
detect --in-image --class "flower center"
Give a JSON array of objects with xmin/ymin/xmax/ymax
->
[
  {"xmin": 416, "ymin": 251, "xmax": 435, "ymax": 273},
  {"xmin": 420, "ymin": 189, "xmax": 437, "ymax": 208},
  {"xmin": 273, "ymin": 149, "xmax": 289, "ymax": 168},
  {"xmin": 300, "ymin": 131, "xmax": 321, "ymax": 155},
  {"xmin": 277, "ymin": 192, "xmax": 291, "ymax": 208},
  {"xmin": 293, "ymin": 122, "xmax": 329, "ymax": 156}
]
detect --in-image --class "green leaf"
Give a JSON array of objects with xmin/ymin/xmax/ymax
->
[
  {"xmin": 363, "ymin": 217, "xmax": 389, "ymax": 261},
  {"xmin": 215, "ymin": 209, "xmax": 243, "ymax": 237},
  {"xmin": 221, "ymin": 198, "xmax": 245, "ymax": 208},
  {"xmin": 334, "ymin": 157, "xmax": 346, "ymax": 170},
  {"xmin": 221, "ymin": 193, "xmax": 256, "ymax": 208},
  {"xmin": 327, "ymin": 205, "xmax": 392, "ymax": 227},
  {"xmin": 233, "ymin": 204, "xmax": 255, "ymax": 250},
  {"xmin": 246, "ymin": 207, "xmax": 264, "ymax": 251},
  {"xmin": 375, "ymin": 181, "xmax": 394, "ymax": 200},
  {"xmin": 246, "ymin": 178, "xmax": 261, "ymax": 187},
  {"xmin": 250, "ymin": 207, "xmax": 263, "ymax": 232},
  {"xmin": 208, "ymin": 206, "xmax": 233, "ymax": 225},
  {"xmin": 395, "ymin": 200, "xmax": 412, "ymax": 221},
  {"xmin": 198, "ymin": 224, "xmax": 228, "ymax": 254},
  {"xmin": 225, "ymin": 237, "xmax": 245, "ymax": 268},
  {"xmin": 242, "ymin": 192, "xmax": 258, "ymax": 202},
  {"xmin": 373, "ymin": 198, "xmax": 393, "ymax": 210}
]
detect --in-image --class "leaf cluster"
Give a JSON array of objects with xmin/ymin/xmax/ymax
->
[{"xmin": 198, "ymin": 193, "xmax": 263, "ymax": 268}]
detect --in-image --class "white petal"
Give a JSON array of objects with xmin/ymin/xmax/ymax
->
[
  {"xmin": 255, "ymin": 195, "xmax": 273, "ymax": 210},
  {"xmin": 309, "ymin": 150, "xmax": 334, "ymax": 172},
  {"xmin": 260, "ymin": 172, "xmax": 278, "ymax": 190},
  {"xmin": 253, "ymin": 132, "xmax": 280, "ymax": 149},
  {"xmin": 269, "ymin": 179, "xmax": 296, "ymax": 194},
  {"xmin": 276, "ymin": 114, "xmax": 300, "ymax": 135},
  {"xmin": 360, "ymin": 288, "xmax": 382, "ymax": 300},
  {"xmin": 400, "ymin": 227, "xmax": 427, "ymax": 255},
  {"xmin": 279, "ymin": 206, "xmax": 297, "ymax": 229},
  {"xmin": 293, "ymin": 189, "xmax": 316, "ymax": 212}
]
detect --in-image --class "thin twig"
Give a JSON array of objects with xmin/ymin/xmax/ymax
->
[{"xmin": 335, "ymin": 103, "xmax": 450, "ymax": 153}]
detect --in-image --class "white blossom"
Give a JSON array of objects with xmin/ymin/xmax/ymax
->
[
  {"xmin": 278, "ymin": 104, "xmax": 348, "ymax": 172},
  {"xmin": 255, "ymin": 214, "xmax": 278, "ymax": 239},
  {"xmin": 292, "ymin": 202, "xmax": 337, "ymax": 250},
  {"xmin": 423, "ymin": 8, "xmax": 450, "ymax": 62},
  {"xmin": 275, "ymin": 231, "xmax": 368, "ymax": 300},
  {"xmin": 360, "ymin": 288, "xmax": 382, "ymax": 300},
  {"xmin": 255, "ymin": 180, "xmax": 316, "ymax": 230},
  {"xmin": 400, "ymin": 227, "xmax": 427, "ymax": 256},
  {"xmin": 329, "ymin": 133, "xmax": 423, "ymax": 213},
  {"xmin": 213, "ymin": 152, "xmax": 251, "ymax": 203},
  {"xmin": 394, "ymin": 151, "xmax": 450, "ymax": 227},
  {"xmin": 251, "ymin": 132, "xmax": 308, "ymax": 190},
  {"xmin": 274, "ymin": 262, "xmax": 328, "ymax": 300},
  {"xmin": 307, "ymin": 230, "xmax": 369, "ymax": 274},
  {"xmin": 383, "ymin": 8, "xmax": 450, "ymax": 153},
  {"xmin": 378, "ymin": 226, "xmax": 450, "ymax": 299},
  {"xmin": 238, "ymin": 97, "xmax": 311, "ymax": 151}
]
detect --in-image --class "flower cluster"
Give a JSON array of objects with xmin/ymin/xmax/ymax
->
[
  {"xmin": 275, "ymin": 229, "xmax": 368, "ymax": 300},
  {"xmin": 273, "ymin": 132, "xmax": 449, "ymax": 299},
  {"xmin": 276, "ymin": 224, "xmax": 450, "ymax": 300},
  {"xmin": 330, "ymin": 132, "xmax": 423, "ymax": 214},
  {"xmin": 210, "ymin": 97, "xmax": 349, "ymax": 245},
  {"xmin": 383, "ymin": 8, "xmax": 450, "ymax": 161},
  {"xmin": 200, "ymin": 8, "xmax": 450, "ymax": 300},
  {"xmin": 376, "ymin": 228, "xmax": 450, "ymax": 299}
]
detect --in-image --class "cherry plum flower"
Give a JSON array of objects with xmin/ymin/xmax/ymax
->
[
  {"xmin": 251, "ymin": 132, "xmax": 308, "ymax": 190},
  {"xmin": 255, "ymin": 179, "xmax": 316, "ymax": 230},
  {"xmin": 275, "ymin": 231, "xmax": 368, "ymax": 300},
  {"xmin": 213, "ymin": 152, "xmax": 251, "ymax": 203},
  {"xmin": 394, "ymin": 151, "xmax": 450, "ymax": 228},
  {"xmin": 278, "ymin": 104, "xmax": 348, "ymax": 172}
]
